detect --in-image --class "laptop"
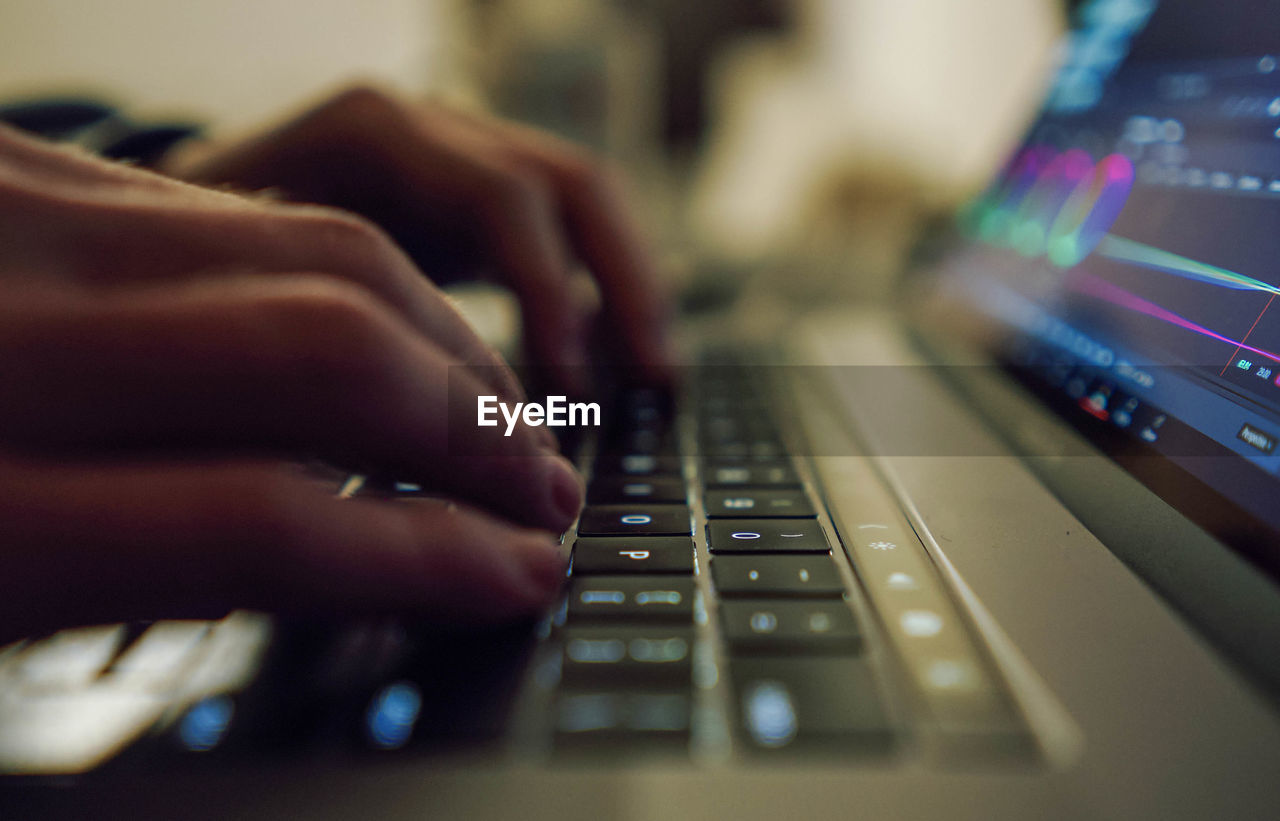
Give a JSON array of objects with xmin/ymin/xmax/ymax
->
[{"xmin": 3, "ymin": 1, "xmax": 1279, "ymax": 818}]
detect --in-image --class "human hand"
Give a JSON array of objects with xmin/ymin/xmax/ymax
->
[
  {"xmin": 163, "ymin": 86, "xmax": 674, "ymax": 393},
  {"xmin": 0, "ymin": 124, "xmax": 579, "ymax": 637}
]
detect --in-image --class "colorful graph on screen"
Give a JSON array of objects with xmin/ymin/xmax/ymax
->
[
  {"xmin": 963, "ymin": 144, "xmax": 1280, "ymax": 375},
  {"xmin": 963, "ymin": 147, "xmax": 1135, "ymax": 267}
]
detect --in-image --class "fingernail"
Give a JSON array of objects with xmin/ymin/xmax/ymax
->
[{"xmin": 547, "ymin": 454, "xmax": 583, "ymax": 526}]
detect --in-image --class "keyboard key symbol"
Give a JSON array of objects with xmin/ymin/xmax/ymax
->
[
  {"xmin": 622, "ymin": 455, "xmax": 657, "ymax": 474},
  {"xmin": 715, "ymin": 468, "xmax": 750, "ymax": 484},
  {"xmin": 567, "ymin": 638, "xmax": 626, "ymax": 663},
  {"xmin": 628, "ymin": 637, "xmax": 688, "ymax": 663},
  {"xmin": 635, "ymin": 590, "xmax": 682, "ymax": 606},
  {"xmin": 732, "ymin": 531, "xmax": 763, "ymax": 540},
  {"xmin": 749, "ymin": 611, "xmax": 779, "ymax": 633},
  {"xmin": 744, "ymin": 681, "xmax": 797, "ymax": 748},
  {"xmin": 620, "ymin": 514, "xmax": 653, "ymax": 525},
  {"xmin": 886, "ymin": 572, "xmax": 918, "ymax": 590},
  {"xmin": 618, "ymin": 550, "xmax": 651, "ymax": 560},
  {"xmin": 581, "ymin": 590, "xmax": 626, "ymax": 605},
  {"xmin": 868, "ymin": 541, "xmax": 896, "ymax": 551},
  {"xmin": 723, "ymin": 497, "xmax": 756, "ymax": 509},
  {"xmin": 926, "ymin": 659, "xmax": 976, "ymax": 691},
  {"xmin": 900, "ymin": 610, "xmax": 943, "ymax": 637}
]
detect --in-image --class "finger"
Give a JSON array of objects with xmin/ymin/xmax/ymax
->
[
  {"xmin": 0, "ymin": 459, "xmax": 567, "ymax": 641},
  {"xmin": 440, "ymin": 109, "xmax": 674, "ymax": 380},
  {"xmin": 0, "ymin": 125, "xmax": 529, "ymax": 410},
  {"xmin": 0, "ymin": 277, "xmax": 583, "ymax": 532},
  {"xmin": 279, "ymin": 95, "xmax": 593, "ymax": 392},
  {"xmin": 468, "ymin": 157, "xmax": 591, "ymax": 392},
  {"xmin": 30, "ymin": 181, "xmax": 531, "ymax": 410}
]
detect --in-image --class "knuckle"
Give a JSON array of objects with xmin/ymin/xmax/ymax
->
[
  {"xmin": 559, "ymin": 153, "xmax": 615, "ymax": 199},
  {"xmin": 478, "ymin": 163, "xmax": 554, "ymax": 217},
  {"xmin": 256, "ymin": 276, "xmax": 399, "ymax": 386},
  {"xmin": 269, "ymin": 276, "xmax": 379, "ymax": 331},
  {"xmin": 292, "ymin": 208, "xmax": 401, "ymax": 270},
  {"xmin": 280, "ymin": 207, "xmax": 419, "ymax": 297},
  {"xmin": 320, "ymin": 83, "xmax": 397, "ymax": 121}
]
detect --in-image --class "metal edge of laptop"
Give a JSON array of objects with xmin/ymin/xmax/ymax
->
[
  {"xmin": 906, "ymin": 314, "xmax": 1280, "ymax": 705},
  {"xmin": 776, "ymin": 301, "xmax": 1280, "ymax": 819}
]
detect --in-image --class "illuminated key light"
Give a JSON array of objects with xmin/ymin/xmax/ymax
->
[
  {"xmin": 926, "ymin": 660, "xmax": 977, "ymax": 691},
  {"xmin": 628, "ymin": 637, "xmax": 688, "ymax": 663},
  {"xmin": 581, "ymin": 590, "xmax": 626, "ymax": 605},
  {"xmin": 744, "ymin": 681, "xmax": 797, "ymax": 748},
  {"xmin": 635, "ymin": 590, "xmax": 682, "ymax": 606},
  {"xmin": 749, "ymin": 611, "xmax": 779, "ymax": 633},
  {"xmin": 365, "ymin": 682, "xmax": 422, "ymax": 750},
  {"xmin": 900, "ymin": 610, "xmax": 944, "ymax": 637},
  {"xmin": 179, "ymin": 696, "xmax": 234, "ymax": 752},
  {"xmin": 622, "ymin": 455, "xmax": 656, "ymax": 473},
  {"xmin": 567, "ymin": 638, "xmax": 626, "ymax": 663},
  {"xmin": 886, "ymin": 572, "xmax": 918, "ymax": 591},
  {"xmin": 620, "ymin": 514, "xmax": 652, "ymax": 525}
]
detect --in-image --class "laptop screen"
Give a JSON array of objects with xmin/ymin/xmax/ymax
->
[{"xmin": 934, "ymin": 0, "xmax": 1280, "ymax": 573}]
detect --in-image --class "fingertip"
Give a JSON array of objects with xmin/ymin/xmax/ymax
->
[
  {"xmin": 512, "ymin": 532, "xmax": 568, "ymax": 600},
  {"xmin": 545, "ymin": 452, "xmax": 584, "ymax": 530}
]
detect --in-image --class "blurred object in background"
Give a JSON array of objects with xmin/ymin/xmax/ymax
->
[
  {"xmin": 0, "ymin": 0, "xmax": 453, "ymax": 130},
  {"xmin": 0, "ymin": 0, "xmax": 1068, "ymax": 309},
  {"xmin": 468, "ymin": 0, "xmax": 660, "ymax": 160},
  {"xmin": 649, "ymin": 0, "xmax": 792, "ymax": 158},
  {"xmin": 688, "ymin": 0, "xmax": 1064, "ymax": 284}
]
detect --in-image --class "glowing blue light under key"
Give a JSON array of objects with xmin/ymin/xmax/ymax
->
[
  {"xmin": 178, "ymin": 696, "xmax": 234, "ymax": 752},
  {"xmin": 366, "ymin": 681, "xmax": 423, "ymax": 750}
]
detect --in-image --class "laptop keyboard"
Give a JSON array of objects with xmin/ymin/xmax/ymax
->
[
  {"xmin": 552, "ymin": 368, "xmax": 892, "ymax": 754},
  {"xmin": 0, "ymin": 359, "xmax": 1035, "ymax": 774}
]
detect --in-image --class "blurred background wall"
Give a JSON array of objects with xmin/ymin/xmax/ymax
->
[
  {"xmin": 0, "ymin": 0, "xmax": 1065, "ymax": 292},
  {"xmin": 0, "ymin": 0, "xmax": 448, "ymax": 128}
]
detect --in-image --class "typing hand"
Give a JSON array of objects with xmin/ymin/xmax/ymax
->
[
  {"xmin": 163, "ymin": 86, "xmax": 674, "ymax": 393},
  {"xmin": 0, "ymin": 124, "xmax": 578, "ymax": 639}
]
